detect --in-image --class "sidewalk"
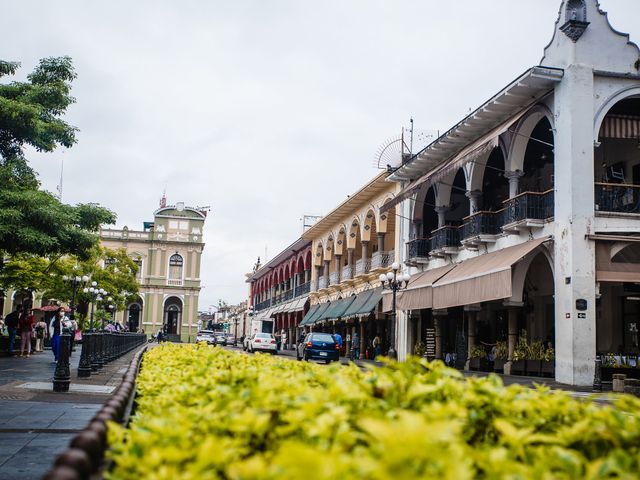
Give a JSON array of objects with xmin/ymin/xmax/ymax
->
[{"xmin": 0, "ymin": 346, "xmax": 142, "ymax": 480}]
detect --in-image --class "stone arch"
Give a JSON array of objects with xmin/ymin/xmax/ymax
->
[
  {"xmin": 594, "ymin": 86, "xmax": 640, "ymax": 142},
  {"xmin": 509, "ymin": 244, "xmax": 555, "ymax": 304},
  {"xmin": 347, "ymin": 218, "xmax": 360, "ymax": 249},
  {"xmin": 335, "ymin": 226, "xmax": 347, "ymax": 256},
  {"xmin": 507, "ymin": 104, "xmax": 555, "ymax": 173},
  {"xmin": 314, "ymin": 242, "xmax": 324, "ymax": 267},
  {"xmin": 470, "ymin": 146, "xmax": 510, "ymax": 211},
  {"xmin": 565, "ymin": 0, "xmax": 587, "ymax": 23},
  {"xmin": 126, "ymin": 295, "xmax": 144, "ymax": 332},
  {"xmin": 362, "ymin": 208, "xmax": 377, "ymax": 242},
  {"xmin": 163, "ymin": 296, "xmax": 183, "ymax": 335},
  {"xmin": 324, "ymin": 236, "xmax": 334, "ymax": 262},
  {"xmin": 304, "ymin": 250, "xmax": 312, "ymax": 270}
]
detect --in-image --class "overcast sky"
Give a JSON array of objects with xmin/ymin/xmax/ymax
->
[{"xmin": 3, "ymin": 0, "xmax": 640, "ymax": 309}]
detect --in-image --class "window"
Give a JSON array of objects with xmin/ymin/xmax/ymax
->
[
  {"xmin": 179, "ymin": 221, "xmax": 189, "ymax": 230},
  {"xmin": 169, "ymin": 220, "xmax": 179, "ymax": 229},
  {"xmin": 168, "ymin": 254, "xmax": 184, "ymax": 284},
  {"xmin": 132, "ymin": 257, "xmax": 143, "ymax": 281}
]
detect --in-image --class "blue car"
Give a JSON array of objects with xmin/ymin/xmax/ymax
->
[{"xmin": 297, "ymin": 333, "xmax": 340, "ymax": 363}]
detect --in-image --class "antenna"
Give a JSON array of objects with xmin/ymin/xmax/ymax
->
[
  {"xmin": 374, "ymin": 121, "xmax": 438, "ymax": 170},
  {"xmin": 302, "ymin": 215, "xmax": 323, "ymax": 233},
  {"xmin": 56, "ymin": 156, "xmax": 64, "ymax": 201}
]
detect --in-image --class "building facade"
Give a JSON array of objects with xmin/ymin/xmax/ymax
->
[
  {"xmin": 101, "ymin": 202, "xmax": 207, "ymax": 341},
  {"xmin": 384, "ymin": 0, "xmax": 640, "ymax": 385}
]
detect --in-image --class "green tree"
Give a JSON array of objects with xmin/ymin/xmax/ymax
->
[{"xmin": 0, "ymin": 57, "xmax": 116, "ymax": 260}]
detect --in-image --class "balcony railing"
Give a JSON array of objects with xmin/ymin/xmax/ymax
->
[
  {"xmin": 503, "ymin": 190, "xmax": 554, "ymax": 225},
  {"xmin": 282, "ymin": 289, "xmax": 294, "ymax": 302},
  {"xmin": 406, "ymin": 238, "xmax": 431, "ymax": 260},
  {"xmin": 430, "ymin": 226, "xmax": 460, "ymax": 251},
  {"xmin": 255, "ymin": 299, "xmax": 271, "ymax": 312},
  {"xmin": 318, "ymin": 276, "xmax": 328, "ymax": 289},
  {"xmin": 355, "ymin": 258, "xmax": 371, "ymax": 275},
  {"xmin": 595, "ymin": 183, "xmax": 640, "ymax": 214},
  {"xmin": 341, "ymin": 265, "xmax": 353, "ymax": 280},
  {"xmin": 294, "ymin": 282, "xmax": 310, "ymax": 297},
  {"xmin": 371, "ymin": 250, "xmax": 394, "ymax": 269},
  {"xmin": 462, "ymin": 211, "xmax": 501, "ymax": 240},
  {"xmin": 329, "ymin": 271, "xmax": 340, "ymax": 285},
  {"xmin": 167, "ymin": 278, "xmax": 183, "ymax": 287}
]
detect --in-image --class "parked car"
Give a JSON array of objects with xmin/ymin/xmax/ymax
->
[
  {"xmin": 214, "ymin": 333, "xmax": 227, "ymax": 346},
  {"xmin": 226, "ymin": 333, "xmax": 237, "ymax": 346},
  {"xmin": 247, "ymin": 333, "xmax": 277, "ymax": 354},
  {"xmin": 195, "ymin": 330, "xmax": 215, "ymax": 345},
  {"xmin": 297, "ymin": 333, "xmax": 339, "ymax": 363}
]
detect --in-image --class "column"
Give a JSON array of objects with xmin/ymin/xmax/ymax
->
[
  {"xmin": 335, "ymin": 255, "xmax": 342, "ymax": 283},
  {"xmin": 359, "ymin": 321, "xmax": 365, "ymax": 358},
  {"xmin": 323, "ymin": 260, "xmax": 330, "ymax": 284},
  {"xmin": 434, "ymin": 206, "xmax": 450, "ymax": 229},
  {"xmin": 314, "ymin": 266, "xmax": 322, "ymax": 290},
  {"xmin": 466, "ymin": 190, "xmax": 483, "ymax": 215},
  {"xmin": 346, "ymin": 248, "xmax": 354, "ymax": 279},
  {"xmin": 434, "ymin": 315, "xmax": 443, "ymax": 360},
  {"xmin": 377, "ymin": 233, "xmax": 386, "ymax": 252},
  {"xmin": 504, "ymin": 170, "xmax": 524, "ymax": 198},
  {"xmin": 465, "ymin": 311, "xmax": 477, "ymax": 371},
  {"xmin": 304, "ymin": 269, "xmax": 311, "ymax": 284},
  {"xmin": 503, "ymin": 305, "xmax": 520, "ymax": 375},
  {"xmin": 361, "ymin": 241, "xmax": 369, "ymax": 262}
]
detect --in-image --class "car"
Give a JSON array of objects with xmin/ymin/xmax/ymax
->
[
  {"xmin": 226, "ymin": 333, "xmax": 236, "ymax": 346},
  {"xmin": 195, "ymin": 330, "xmax": 215, "ymax": 345},
  {"xmin": 297, "ymin": 332, "xmax": 340, "ymax": 363},
  {"xmin": 214, "ymin": 333, "xmax": 227, "ymax": 346},
  {"xmin": 247, "ymin": 333, "xmax": 277, "ymax": 354}
]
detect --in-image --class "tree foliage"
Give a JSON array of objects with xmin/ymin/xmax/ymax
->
[{"xmin": 0, "ymin": 57, "xmax": 116, "ymax": 259}]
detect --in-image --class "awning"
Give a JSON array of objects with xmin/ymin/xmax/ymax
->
[
  {"xmin": 288, "ymin": 296, "xmax": 308, "ymax": 312},
  {"xmin": 382, "ymin": 110, "xmax": 527, "ymax": 213},
  {"xmin": 382, "ymin": 264, "xmax": 456, "ymax": 312},
  {"xmin": 595, "ymin": 241, "xmax": 640, "ymax": 283},
  {"xmin": 343, "ymin": 288, "xmax": 383, "ymax": 318},
  {"xmin": 316, "ymin": 296, "xmax": 357, "ymax": 322},
  {"xmin": 599, "ymin": 115, "xmax": 640, "ymax": 139},
  {"xmin": 299, "ymin": 304, "xmax": 320, "ymax": 327},
  {"xmin": 432, "ymin": 237, "xmax": 551, "ymax": 310},
  {"xmin": 307, "ymin": 302, "xmax": 331, "ymax": 326}
]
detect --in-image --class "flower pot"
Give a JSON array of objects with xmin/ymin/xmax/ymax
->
[
  {"xmin": 526, "ymin": 360, "xmax": 541, "ymax": 376},
  {"xmin": 469, "ymin": 358, "xmax": 481, "ymax": 371},
  {"xmin": 480, "ymin": 358, "xmax": 494, "ymax": 372},
  {"xmin": 511, "ymin": 360, "xmax": 525, "ymax": 375},
  {"xmin": 540, "ymin": 360, "xmax": 554, "ymax": 377},
  {"xmin": 493, "ymin": 359, "xmax": 506, "ymax": 373}
]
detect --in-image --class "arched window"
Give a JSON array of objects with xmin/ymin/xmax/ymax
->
[{"xmin": 168, "ymin": 253, "xmax": 184, "ymax": 285}]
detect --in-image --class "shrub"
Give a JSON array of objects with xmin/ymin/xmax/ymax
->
[
  {"xmin": 469, "ymin": 344, "xmax": 486, "ymax": 359},
  {"xmin": 413, "ymin": 341, "xmax": 426, "ymax": 357},
  {"xmin": 528, "ymin": 341, "xmax": 545, "ymax": 361},
  {"xmin": 494, "ymin": 341, "xmax": 508, "ymax": 360},
  {"xmin": 107, "ymin": 344, "xmax": 640, "ymax": 479}
]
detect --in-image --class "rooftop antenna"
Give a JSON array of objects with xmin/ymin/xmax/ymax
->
[
  {"xmin": 56, "ymin": 155, "xmax": 64, "ymax": 201},
  {"xmin": 159, "ymin": 189, "xmax": 167, "ymax": 208},
  {"xmin": 374, "ymin": 119, "xmax": 436, "ymax": 171},
  {"xmin": 302, "ymin": 214, "xmax": 323, "ymax": 233}
]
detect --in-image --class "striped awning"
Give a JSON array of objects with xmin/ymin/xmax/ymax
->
[
  {"xmin": 599, "ymin": 115, "xmax": 640, "ymax": 139},
  {"xmin": 299, "ymin": 304, "xmax": 320, "ymax": 327}
]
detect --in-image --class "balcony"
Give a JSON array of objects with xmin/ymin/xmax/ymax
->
[
  {"xmin": 282, "ymin": 289, "xmax": 294, "ymax": 302},
  {"xmin": 255, "ymin": 299, "xmax": 271, "ymax": 312},
  {"xmin": 167, "ymin": 278, "xmax": 183, "ymax": 287},
  {"xmin": 595, "ymin": 183, "xmax": 640, "ymax": 215},
  {"xmin": 355, "ymin": 258, "xmax": 371, "ymax": 275},
  {"xmin": 318, "ymin": 276, "xmax": 328, "ymax": 289},
  {"xmin": 329, "ymin": 271, "xmax": 340, "ymax": 285},
  {"xmin": 461, "ymin": 211, "xmax": 501, "ymax": 247},
  {"xmin": 430, "ymin": 226, "xmax": 460, "ymax": 257},
  {"xmin": 294, "ymin": 282, "xmax": 310, "ymax": 297},
  {"xmin": 341, "ymin": 265, "xmax": 354, "ymax": 281},
  {"xmin": 406, "ymin": 238, "xmax": 431, "ymax": 265},
  {"xmin": 371, "ymin": 250, "xmax": 394, "ymax": 270},
  {"xmin": 502, "ymin": 190, "xmax": 554, "ymax": 233}
]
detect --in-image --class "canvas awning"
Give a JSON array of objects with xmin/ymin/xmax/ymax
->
[
  {"xmin": 595, "ymin": 240, "xmax": 640, "ymax": 283},
  {"xmin": 382, "ymin": 264, "xmax": 456, "ymax": 312},
  {"xmin": 288, "ymin": 296, "xmax": 308, "ymax": 312},
  {"xmin": 308, "ymin": 302, "xmax": 331, "ymax": 325},
  {"xmin": 432, "ymin": 237, "xmax": 551, "ymax": 310},
  {"xmin": 299, "ymin": 304, "xmax": 320, "ymax": 327},
  {"xmin": 342, "ymin": 288, "xmax": 383, "ymax": 319},
  {"xmin": 599, "ymin": 115, "xmax": 640, "ymax": 139},
  {"xmin": 317, "ymin": 296, "xmax": 357, "ymax": 322}
]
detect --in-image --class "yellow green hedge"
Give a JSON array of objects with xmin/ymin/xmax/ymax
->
[{"xmin": 107, "ymin": 343, "xmax": 640, "ymax": 479}]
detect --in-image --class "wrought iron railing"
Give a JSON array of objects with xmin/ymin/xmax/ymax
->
[
  {"xmin": 371, "ymin": 250, "xmax": 394, "ymax": 269},
  {"xmin": 462, "ymin": 211, "xmax": 502, "ymax": 240},
  {"xmin": 341, "ymin": 265, "xmax": 353, "ymax": 280},
  {"xmin": 294, "ymin": 282, "xmax": 310, "ymax": 297},
  {"xmin": 503, "ymin": 190, "xmax": 554, "ymax": 225},
  {"xmin": 595, "ymin": 183, "xmax": 640, "ymax": 214},
  {"xmin": 430, "ymin": 226, "xmax": 460, "ymax": 251},
  {"xmin": 406, "ymin": 238, "xmax": 431, "ymax": 260},
  {"xmin": 255, "ymin": 299, "xmax": 271, "ymax": 312},
  {"xmin": 329, "ymin": 271, "xmax": 340, "ymax": 285},
  {"xmin": 355, "ymin": 258, "xmax": 371, "ymax": 275},
  {"xmin": 282, "ymin": 289, "xmax": 294, "ymax": 302}
]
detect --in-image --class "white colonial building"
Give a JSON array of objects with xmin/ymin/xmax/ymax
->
[{"xmin": 387, "ymin": 0, "xmax": 640, "ymax": 386}]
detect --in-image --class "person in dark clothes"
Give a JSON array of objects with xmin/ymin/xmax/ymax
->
[{"xmin": 4, "ymin": 305, "xmax": 23, "ymax": 356}]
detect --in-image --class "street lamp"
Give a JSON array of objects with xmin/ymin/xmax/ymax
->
[
  {"xmin": 61, "ymin": 274, "xmax": 90, "ymax": 320},
  {"xmin": 379, "ymin": 262, "xmax": 411, "ymax": 359},
  {"xmin": 83, "ymin": 282, "xmax": 100, "ymax": 331}
]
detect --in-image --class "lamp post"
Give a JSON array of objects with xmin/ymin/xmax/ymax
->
[
  {"xmin": 83, "ymin": 282, "xmax": 100, "ymax": 331},
  {"xmin": 61, "ymin": 274, "xmax": 90, "ymax": 320},
  {"xmin": 379, "ymin": 262, "xmax": 411, "ymax": 359}
]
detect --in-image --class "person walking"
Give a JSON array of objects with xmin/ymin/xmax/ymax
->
[
  {"xmin": 334, "ymin": 331, "xmax": 343, "ymax": 356},
  {"xmin": 281, "ymin": 330, "xmax": 287, "ymax": 351},
  {"xmin": 373, "ymin": 335, "xmax": 382, "ymax": 360},
  {"xmin": 18, "ymin": 310, "xmax": 34, "ymax": 357},
  {"xmin": 351, "ymin": 331, "xmax": 360, "ymax": 361},
  {"xmin": 34, "ymin": 318, "xmax": 47, "ymax": 353},
  {"xmin": 49, "ymin": 307, "xmax": 65, "ymax": 363},
  {"xmin": 5, "ymin": 305, "xmax": 22, "ymax": 356},
  {"xmin": 275, "ymin": 331, "xmax": 282, "ymax": 351}
]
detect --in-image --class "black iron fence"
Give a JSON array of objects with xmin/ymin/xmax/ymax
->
[
  {"xmin": 406, "ymin": 238, "xmax": 431, "ymax": 261},
  {"xmin": 595, "ymin": 183, "xmax": 640, "ymax": 214},
  {"xmin": 503, "ymin": 190, "xmax": 554, "ymax": 225},
  {"xmin": 462, "ymin": 211, "xmax": 501, "ymax": 240},
  {"xmin": 77, "ymin": 332, "xmax": 147, "ymax": 379},
  {"xmin": 431, "ymin": 226, "xmax": 461, "ymax": 251}
]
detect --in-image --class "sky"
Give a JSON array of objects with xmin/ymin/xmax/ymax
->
[{"xmin": 3, "ymin": 0, "xmax": 640, "ymax": 309}]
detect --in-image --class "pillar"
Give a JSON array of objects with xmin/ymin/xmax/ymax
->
[
  {"xmin": 359, "ymin": 321, "xmax": 365, "ymax": 358},
  {"xmin": 434, "ymin": 206, "xmax": 449, "ymax": 228},
  {"xmin": 434, "ymin": 316, "xmax": 442, "ymax": 360},
  {"xmin": 504, "ymin": 170, "xmax": 524, "ymax": 198},
  {"xmin": 346, "ymin": 248, "xmax": 354, "ymax": 279},
  {"xmin": 465, "ymin": 311, "xmax": 477, "ymax": 371},
  {"xmin": 335, "ymin": 255, "xmax": 342, "ymax": 282},
  {"xmin": 503, "ymin": 305, "xmax": 520, "ymax": 375},
  {"xmin": 361, "ymin": 241, "xmax": 369, "ymax": 262},
  {"xmin": 304, "ymin": 269, "xmax": 310, "ymax": 284},
  {"xmin": 323, "ymin": 260, "xmax": 330, "ymax": 282},
  {"xmin": 466, "ymin": 190, "xmax": 483, "ymax": 215},
  {"xmin": 377, "ymin": 233, "xmax": 386, "ymax": 252}
]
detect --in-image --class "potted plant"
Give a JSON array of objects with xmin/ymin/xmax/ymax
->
[
  {"xmin": 541, "ymin": 344, "xmax": 555, "ymax": 377},
  {"xmin": 414, "ymin": 341, "xmax": 427, "ymax": 358},
  {"xmin": 512, "ymin": 330, "xmax": 528, "ymax": 375},
  {"xmin": 527, "ymin": 340, "xmax": 545, "ymax": 376},
  {"xmin": 469, "ymin": 344, "xmax": 486, "ymax": 371},
  {"xmin": 494, "ymin": 341, "xmax": 508, "ymax": 373}
]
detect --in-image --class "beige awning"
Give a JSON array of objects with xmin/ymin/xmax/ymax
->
[
  {"xmin": 432, "ymin": 237, "xmax": 551, "ymax": 310},
  {"xmin": 596, "ymin": 241, "xmax": 640, "ymax": 282},
  {"xmin": 382, "ymin": 264, "xmax": 456, "ymax": 312}
]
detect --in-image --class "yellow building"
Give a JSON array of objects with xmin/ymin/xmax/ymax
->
[
  {"xmin": 300, "ymin": 172, "xmax": 401, "ymax": 358},
  {"xmin": 100, "ymin": 202, "xmax": 207, "ymax": 341}
]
